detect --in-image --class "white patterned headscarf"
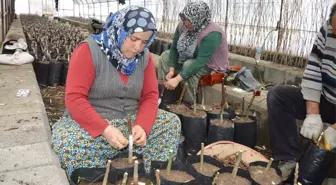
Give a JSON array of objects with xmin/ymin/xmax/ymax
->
[
  {"xmin": 92, "ymin": 5, "xmax": 157, "ymax": 75},
  {"xmin": 176, "ymin": 1, "xmax": 211, "ymax": 62}
]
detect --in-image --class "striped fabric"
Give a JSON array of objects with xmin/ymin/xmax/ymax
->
[{"xmin": 301, "ymin": 20, "xmax": 336, "ymax": 105}]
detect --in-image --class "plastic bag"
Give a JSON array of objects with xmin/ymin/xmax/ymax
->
[
  {"xmin": 0, "ymin": 50, "xmax": 34, "ymax": 65},
  {"xmin": 235, "ymin": 66, "xmax": 261, "ymax": 92},
  {"xmin": 297, "ymin": 143, "xmax": 335, "ymax": 185}
]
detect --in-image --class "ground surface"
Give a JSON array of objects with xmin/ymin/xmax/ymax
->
[{"xmin": 40, "ymin": 86, "xmax": 66, "ymax": 126}]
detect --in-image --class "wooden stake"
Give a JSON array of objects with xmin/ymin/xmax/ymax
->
[
  {"xmin": 200, "ymin": 143, "xmax": 204, "ymax": 172},
  {"xmin": 178, "ymin": 83, "xmax": 188, "ymax": 105},
  {"xmin": 232, "ymin": 150, "xmax": 243, "ymax": 177},
  {"xmin": 102, "ymin": 160, "xmax": 112, "ymax": 185},
  {"xmin": 133, "ymin": 160, "xmax": 139, "ymax": 185},
  {"xmin": 294, "ymin": 163, "xmax": 299, "ymax": 185},
  {"xmin": 212, "ymin": 172, "xmax": 220, "ymax": 185},
  {"xmin": 156, "ymin": 169, "xmax": 161, "ymax": 185},
  {"xmin": 264, "ymin": 158, "xmax": 274, "ymax": 172},
  {"xmin": 167, "ymin": 149, "xmax": 173, "ymax": 176},
  {"xmin": 241, "ymin": 96, "xmax": 245, "ymax": 115},
  {"xmin": 247, "ymin": 91, "xmax": 257, "ymax": 110},
  {"xmin": 193, "ymin": 87, "xmax": 197, "ymax": 115},
  {"xmin": 128, "ymin": 115, "xmax": 133, "ymax": 164},
  {"xmin": 201, "ymin": 86, "xmax": 205, "ymax": 108},
  {"xmin": 121, "ymin": 172, "xmax": 128, "ymax": 185}
]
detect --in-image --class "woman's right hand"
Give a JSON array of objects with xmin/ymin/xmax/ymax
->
[{"xmin": 102, "ymin": 125, "xmax": 129, "ymax": 150}]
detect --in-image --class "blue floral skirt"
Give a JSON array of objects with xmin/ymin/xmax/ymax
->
[{"xmin": 51, "ymin": 109, "xmax": 181, "ymax": 177}]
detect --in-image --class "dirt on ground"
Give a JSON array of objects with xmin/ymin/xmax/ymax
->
[{"xmin": 40, "ymin": 86, "xmax": 66, "ymax": 126}]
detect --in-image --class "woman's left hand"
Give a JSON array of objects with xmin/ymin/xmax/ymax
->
[
  {"xmin": 165, "ymin": 75, "xmax": 183, "ymax": 90},
  {"xmin": 132, "ymin": 125, "xmax": 147, "ymax": 147}
]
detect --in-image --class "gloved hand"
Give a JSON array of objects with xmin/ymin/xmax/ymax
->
[
  {"xmin": 300, "ymin": 114, "xmax": 324, "ymax": 141},
  {"xmin": 323, "ymin": 127, "xmax": 336, "ymax": 151}
]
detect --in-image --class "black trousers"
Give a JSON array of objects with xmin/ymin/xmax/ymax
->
[{"xmin": 267, "ymin": 85, "xmax": 336, "ymax": 161}]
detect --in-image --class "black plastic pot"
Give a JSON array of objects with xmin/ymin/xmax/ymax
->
[
  {"xmin": 177, "ymin": 136, "xmax": 186, "ymax": 163},
  {"xmin": 248, "ymin": 161, "xmax": 282, "ymax": 185},
  {"xmin": 186, "ymin": 155, "xmax": 225, "ymax": 184},
  {"xmin": 70, "ymin": 167, "xmax": 117, "ymax": 185},
  {"xmin": 182, "ymin": 111, "xmax": 207, "ymax": 156},
  {"xmin": 161, "ymin": 42, "xmax": 170, "ymax": 53},
  {"xmin": 150, "ymin": 160, "xmax": 199, "ymax": 185},
  {"xmin": 114, "ymin": 170, "xmax": 152, "ymax": 185},
  {"xmin": 296, "ymin": 143, "xmax": 335, "ymax": 185},
  {"xmin": 212, "ymin": 166, "xmax": 252, "ymax": 185},
  {"xmin": 159, "ymin": 86, "xmax": 183, "ymax": 111},
  {"xmin": 233, "ymin": 116, "xmax": 257, "ymax": 148},
  {"xmin": 60, "ymin": 62, "xmax": 69, "ymax": 85},
  {"xmin": 207, "ymin": 119, "xmax": 234, "ymax": 145},
  {"xmin": 33, "ymin": 60, "xmax": 50, "ymax": 88},
  {"xmin": 48, "ymin": 60, "xmax": 63, "ymax": 86},
  {"xmin": 156, "ymin": 40, "xmax": 162, "ymax": 55}
]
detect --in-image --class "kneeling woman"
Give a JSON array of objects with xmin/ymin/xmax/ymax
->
[{"xmin": 51, "ymin": 6, "xmax": 181, "ymax": 177}]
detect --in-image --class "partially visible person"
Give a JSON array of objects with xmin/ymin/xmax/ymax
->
[
  {"xmin": 157, "ymin": 1, "xmax": 229, "ymax": 103},
  {"xmin": 267, "ymin": 3, "xmax": 336, "ymax": 181},
  {"xmin": 51, "ymin": 6, "xmax": 181, "ymax": 178}
]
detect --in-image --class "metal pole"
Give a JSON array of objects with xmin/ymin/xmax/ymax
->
[
  {"xmin": 41, "ymin": 0, "xmax": 43, "ymax": 14},
  {"xmin": 224, "ymin": 0, "xmax": 229, "ymax": 34},
  {"xmin": 107, "ymin": 1, "xmax": 110, "ymax": 14},
  {"xmin": 1, "ymin": 0, "xmax": 4, "ymax": 41},
  {"xmin": 99, "ymin": 3, "xmax": 102, "ymax": 20},
  {"xmin": 73, "ymin": 0, "xmax": 75, "ymax": 16},
  {"xmin": 144, "ymin": 0, "xmax": 145, "ymax": 7},
  {"xmin": 87, "ymin": 4, "xmax": 89, "ymax": 18},
  {"xmin": 28, "ymin": 0, "xmax": 31, "ymax": 14},
  {"xmin": 117, "ymin": 1, "xmax": 119, "ymax": 10},
  {"xmin": 276, "ymin": 0, "xmax": 284, "ymax": 51}
]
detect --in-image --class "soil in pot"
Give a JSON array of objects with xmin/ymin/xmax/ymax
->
[
  {"xmin": 216, "ymin": 173, "xmax": 252, "ymax": 185},
  {"xmin": 167, "ymin": 104, "xmax": 189, "ymax": 115},
  {"xmin": 186, "ymin": 155, "xmax": 224, "ymax": 179},
  {"xmin": 249, "ymin": 166, "xmax": 282, "ymax": 185},
  {"xmin": 191, "ymin": 163, "xmax": 220, "ymax": 177},
  {"xmin": 213, "ymin": 166, "xmax": 252, "ymax": 185},
  {"xmin": 78, "ymin": 181, "xmax": 113, "ymax": 185},
  {"xmin": 160, "ymin": 169, "xmax": 195, "ymax": 183},
  {"xmin": 111, "ymin": 157, "xmax": 143, "ymax": 170},
  {"xmin": 190, "ymin": 104, "xmax": 213, "ymax": 112}
]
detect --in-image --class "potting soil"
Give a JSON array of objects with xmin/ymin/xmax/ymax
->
[
  {"xmin": 191, "ymin": 162, "xmax": 220, "ymax": 177},
  {"xmin": 116, "ymin": 178, "xmax": 152, "ymax": 185},
  {"xmin": 211, "ymin": 120, "xmax": 233, "ymax": 127},
  {"xmin": 111, "ymin": 158, "xmax": 142, "ymax": 169},
  {"xmin": 190, "ymin": 104, "xmax": 213, "ymax": 112},
  {"xmin": 249, "ymin": 166, "xmax": 282, "ymax": 185},
  {"xmin": 78, "ymin": 181, "xmax": 113, "ymax": 185},
  {"xmin": 234, "ymin": 116, "xmax": 253, "ymax": 123},
  {"xmin": 216, "ymin": 173, "xmax": 251, "ymax": 185},
  {"xmin": 160, "ymin": 170, "xmax": 195, "ymax": 182},
  {"xmin": 183, "ymin": 110, "xmax": 207, "ymax": 118},
  {"xmin": 167, "ymin": 104, "xmax": 189, "ymax": 115}
]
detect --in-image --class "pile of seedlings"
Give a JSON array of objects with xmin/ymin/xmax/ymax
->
[{"xmin": 21, "ymin": 14, "xmax": 89, "ymax": 88}]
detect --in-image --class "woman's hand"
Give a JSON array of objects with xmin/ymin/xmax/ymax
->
[
  {"xmin": 165, "ymin": 75, "xmax": 183, "ymax": 90},
  {"xmin": 132, "ymin": 125, "xmax": 147, "ymax": 147},
  {"xmin": 165, "ymin": 67, "xmax": 175, "ymax": 80},
  {"xmin": 103, "ymin": 125, "xmax": 128, "ymax": 150}
]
